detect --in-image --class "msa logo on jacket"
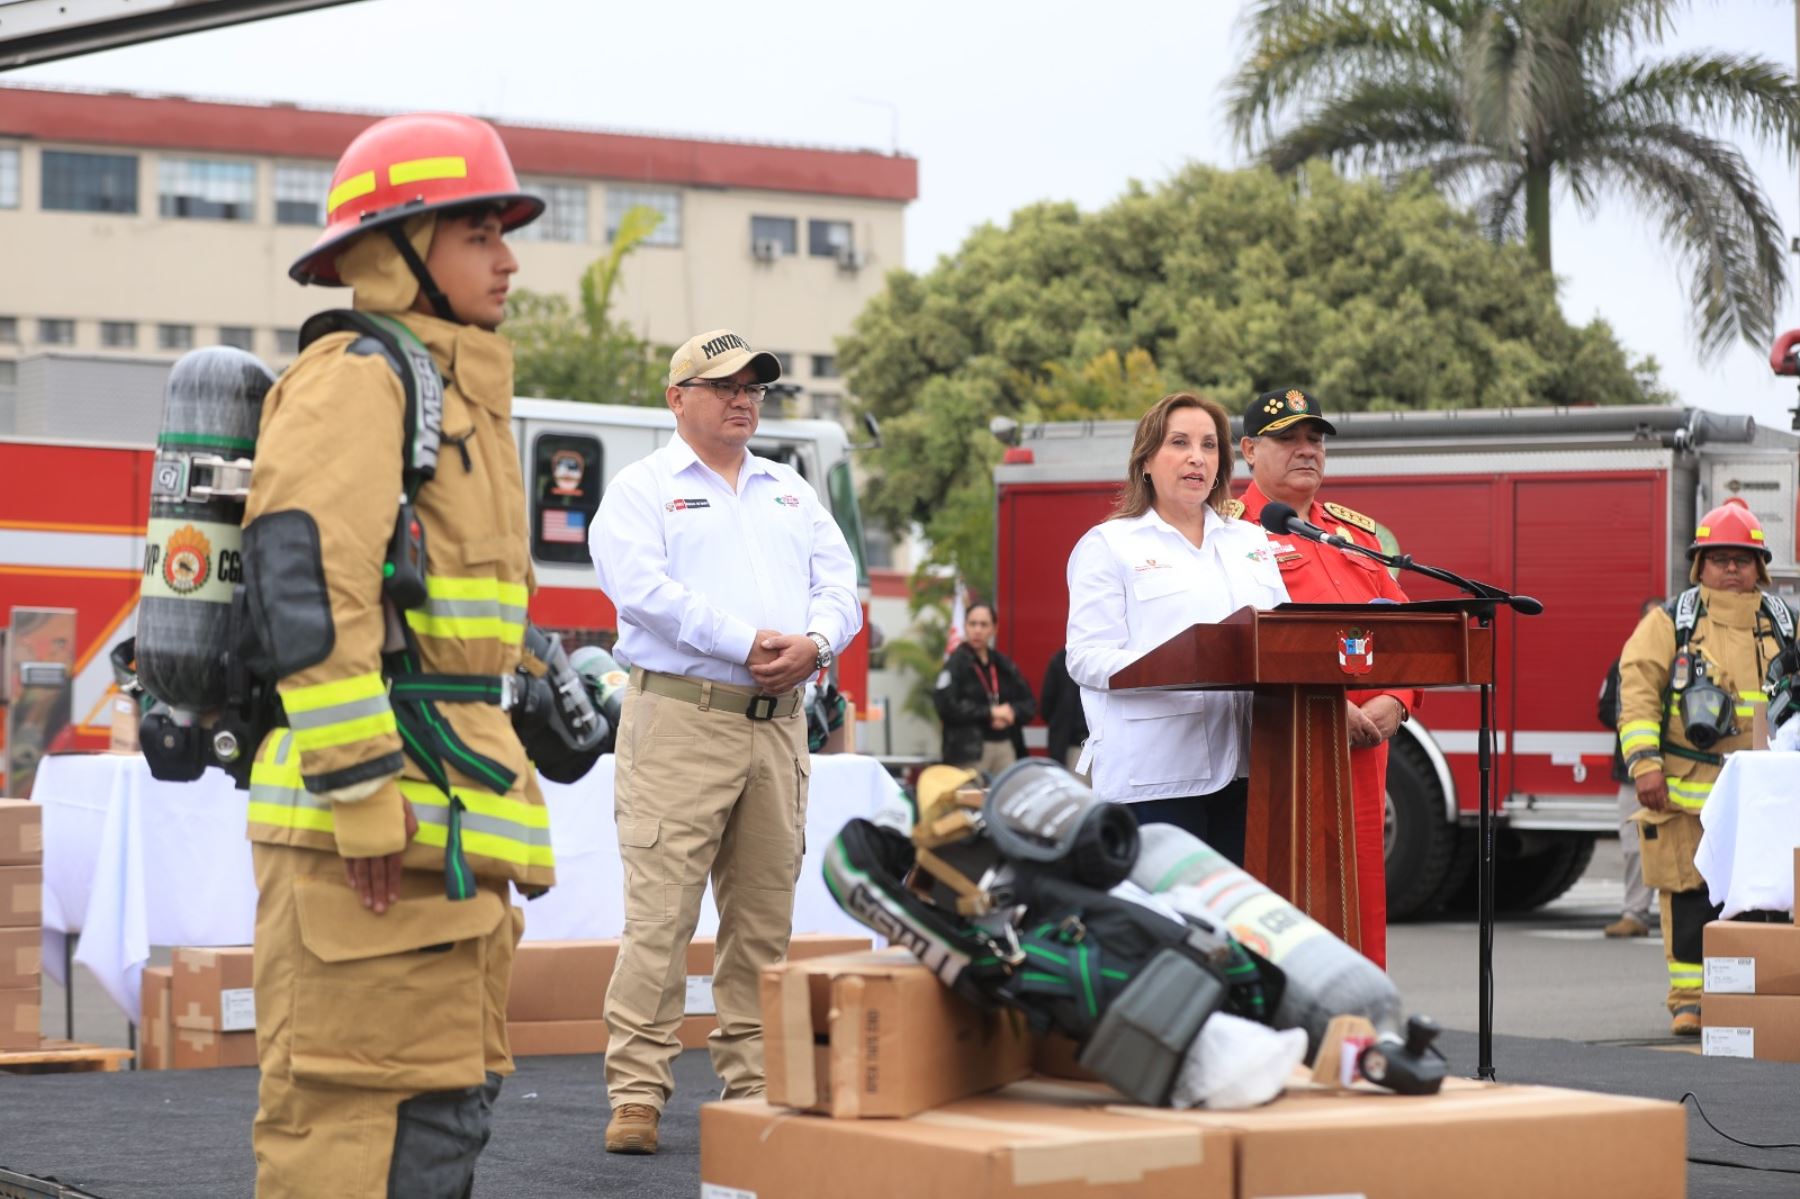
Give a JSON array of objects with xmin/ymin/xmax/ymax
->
[
  {"xmin": 665, "ymin": 497, "xmax": 711, "ymax": 512},
  {"xmin": 1338, "ymin": 628, "xmax": 1375, "ymax": 675}
]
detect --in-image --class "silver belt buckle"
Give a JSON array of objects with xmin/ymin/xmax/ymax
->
[{"xmin": 746, "ymin": 694, "xmax": 779, "ymax": 721}]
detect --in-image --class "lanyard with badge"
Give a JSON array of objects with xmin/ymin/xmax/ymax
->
[{"xmin": 974, "ymin": 656, "xmax": 1001, "ymax": 704}]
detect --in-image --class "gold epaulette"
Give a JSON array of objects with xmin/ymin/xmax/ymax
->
[
  {"xmin": 1220, "ymin": 498, "xmax": 1246, "ymax": 520},
  {"xmin": 1323, "ymin": 501, "xmax": 1376, "ymax": 534}
]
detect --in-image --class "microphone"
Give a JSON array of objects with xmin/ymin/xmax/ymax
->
[{"xmin": 1258, "ymin": 501, "xmax": 1351, "ymax": 548}]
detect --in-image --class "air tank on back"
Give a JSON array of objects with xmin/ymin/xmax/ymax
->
[
  {"xmin": 136, "ymin": 346, "xmax": 276, "ymax": 711},
  {"xmin": 1131, "ymin": 821, "xmax": 1403, "ymax": 1053}
]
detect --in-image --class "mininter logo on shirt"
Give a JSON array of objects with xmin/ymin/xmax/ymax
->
[
  {"xmin": 774, "ymin": 494, "xmax": 801, "ymax": 508},
  {"xmin": 665, "ymin": 497, "xmax": 711, "ymax": 512},
  {"xmin": 1133, "ymin": 558, "xmax": 1170, "ymax": 572}
]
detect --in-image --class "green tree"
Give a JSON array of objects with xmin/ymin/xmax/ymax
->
[
  {"xmin": 1228, "ymin": 0, "xmax": 1800, "ymax": 357},
  {"xmin": 841, "ymin": 161, "xmax": 1667, "ymax": 593},
  {"xmin": 509, "ymin": 205, "xmax": 667, "ymax": 405}
]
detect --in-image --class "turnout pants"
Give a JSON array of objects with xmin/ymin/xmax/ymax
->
[
  {"xmin": 250, "ymin": 843, "xmax": 521, "ymax": 1198},
  {"xmin": 604, "ymin": 679, "xmax": 809, "ymax": 1110},
  {"xmin": 1635, "ymin": 808, "xmax": 1710, "ymax": 1012}
]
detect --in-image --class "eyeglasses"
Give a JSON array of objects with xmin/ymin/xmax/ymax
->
[
  {"xmin": 677, "ymin": 379, "xmax": 769, "ymax": 403},
  {"xmin": 1707, "ymin": 553, "xmax": 1758, "ymax": 570}
]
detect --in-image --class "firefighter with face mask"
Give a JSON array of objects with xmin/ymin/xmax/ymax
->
[
  {"xmin": 243, "ymin": 113, "xmax": 550, "ymax": 1196},
  {"xmin": 1618, "ymin": 498, "xmax": 1795, "ymax": 1037}
]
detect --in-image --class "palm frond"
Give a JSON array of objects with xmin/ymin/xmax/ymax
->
[
  {"xmin": 1415, "ymin": 145, "xmax": 1514, "ymax": 196},
  {"xmin": 1474, "ymin": 168, "xmax": 1528, "ymax": 242},
  {"xmin": 1260, "ymin": 77, "xmax": 1470, "ymax": 174},
  {"xmin": 1577, "ymin": 120, "xmax": 1787, "ymax": 355},
  {"xmin": 1226, "ymin": 3, "xmax": 1458, "ymax": 151},
  {"xmin": 1602, "ymin": 51, "xmax": 1800, "ymax": 153}
]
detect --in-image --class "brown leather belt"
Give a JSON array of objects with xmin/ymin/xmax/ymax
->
[{"xmin": 631, "ymin": 667, "xmax": 801, "ymax": 721}]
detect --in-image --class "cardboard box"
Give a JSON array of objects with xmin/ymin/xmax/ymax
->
[
  {"xmin": 0, "ymin": 985, "xmax": 39, "ymax": 1051},
  {"xmin": 0, "ymin": 864, "xmax": 41, "ymax": 928},
  {"xmin": 108, "ymin": 694, "xmax": 141, "ymax": 754},
  {"xmin": 685, "ymin": 933, "xmax": 873, "ymax": 1017},
  {"xmin": 507, "ymin": 940, "xmax": 617, "ymax": 1023},
  {"xmin": 703, "ymin": 1088, "xmax": 1234, "ymax": 1198},
  {"xmin": 173, "ymin": 1025, "xmax": 259, "ymax": 1070},
  {"xmin": 1702, "ymin": 993, "xmax": 1800, "ymax": 1061},
  {"xmin": 172, "ymin": 946, "xmax": 256, "ymax": 1032},
  {"xmin": 140, "ymin": 966, "xmax": 173, "ymax": 1071},
  {"xmin": 1793, "ymin": 847, "xmax": 1798, "ymax": 925},
  {"xmin": 508, "ymin": 1018, "xmax": 610, "ymax": 1057},
  {"xmin": 0, "ymin": 799, "xmax": 41, "ymax": 866},
  {"xmin": 0, "ymin": 926, "xmax": 41, "ymax": 990},
  {"xmin": 1146, "ymin": 1077, "xmax": 1685, "ymax": 1199},
  {"xmin": 1703, "ymin": 920, "xmax": 1800, "ymax": 995},
  {"xmin": 761, "ymin": 949, "xmax": 1035, "ymax": 1119},
  {"xmin": 1032, "ymin": 1033, "xmax": 1099, "ymax": 1082}
]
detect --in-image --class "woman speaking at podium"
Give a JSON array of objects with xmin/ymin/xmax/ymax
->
[{"xmin": 1064, "ymin": 393, "xmax": 1288, "ymax": 865}]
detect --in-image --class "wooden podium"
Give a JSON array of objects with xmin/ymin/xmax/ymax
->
[{"xmin": 1109, "ymin": 601, "xmax": 1492, "ymax": 950}]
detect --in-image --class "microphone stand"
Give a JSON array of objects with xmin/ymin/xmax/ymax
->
[{"xmin": 1296, "ymin": 527, "xmax": 1541, "ymax": 1081}]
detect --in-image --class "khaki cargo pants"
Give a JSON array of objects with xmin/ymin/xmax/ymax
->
[
  {"xmin": 604, "ymin": 679, "xmax": 809, "ymax": 1109},
  {"xmin": 250, "ymin": 843, "xmax": 521, "ymax": 1198}
]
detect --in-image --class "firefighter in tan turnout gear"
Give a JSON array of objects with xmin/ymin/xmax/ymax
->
[
  {"xmin": 1617, "ymin": 498, "xmax": 1794, "ymax": 1037},
  {"xmin": 242, "ymin": 113, "xmax": 552, "ymax": 1196}
]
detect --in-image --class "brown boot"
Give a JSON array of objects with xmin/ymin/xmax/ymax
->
[
  {"xmin": 1603, "ymin": 914, "xmax": 1649, "ymax": 938},
  {"xmin": 605, "ymin": 1103, "xmax": 661, "ymax": 1154},
  {"xmin": 1670, "ymin": 1006, "xmax": 1701, "ymax": 1037}
]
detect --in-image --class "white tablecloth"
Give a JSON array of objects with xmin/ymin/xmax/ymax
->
[
  {"xmin": 1694, "ymin": 751, "xmax": 1800, "ymax": 918},
  {"xmin": 34, "ymin": 751, "xmax": 905, "ymax": 1023}
]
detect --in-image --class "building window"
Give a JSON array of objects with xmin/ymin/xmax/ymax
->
[
  {"xmin": 41, "ymin": 150, "xmax": 138, "ymax": 214},
  {"xmin": 158, "ymin": 323, "xmax": 195, "ymax": 352},
  {"xmin": 274, "ymin": 163, "xmax": 332, "ymax": 226},
  {"xmin": 0, "ymin": 360, "xmax": 14, "ymax": 389},
  {"xmin": 812, "ymin": 391, "xmax": 845, "ymax": 422},
  {"xmin": 100, "ymin": 321, "xmax": 137, "ymax": 349},
  {"xmin": 750, "ymin": 215, "xmax": 797, "ymax": 260},
  {"xmin": 0, "ymin": 317, "xmax": 17, "ymax": 345},
  {"xmin": 0, "ymin": 148, "xmax": 18, "ymax": 209},
  {"xmin": 808, "ymin": 219, "xmax": 853, "ymax": 258},
  {"xmin": 606, "ymin": 187, "xmax": 681, "ymax": 246},
  {"xmin": 811, "ymin": 354, "xmax": 838, "ymax": 378},
  {"xmin": 275, "ymin": 328, "xmax": 301, "ymax": 356},
  {"xmin": 38, "ymin": 319, "xmax": 75, "ymax": 346},
  {"xmin": 159, "ymin": 158, "xmax": 256, "ymax": 221},
  {"xmin": 767, "ymin": 350, "xmax": 794, "ymax": 376},
  {"xmin": 219, "ymin": 326, "xmax": 255, "ymax": 351},
  {"xmin": 514, "ymin": 181, "xmax": 587, "ymax": 242}
]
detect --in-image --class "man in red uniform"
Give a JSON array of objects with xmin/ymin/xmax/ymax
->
[{"xmin": 1235, "ymin": 387, "xmax": 1416, "ymax": 969}]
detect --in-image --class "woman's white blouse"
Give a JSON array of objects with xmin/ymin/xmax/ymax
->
[{"xmin": 1065, "ymin": 506, "xmax": 1289, "ymax": 802}]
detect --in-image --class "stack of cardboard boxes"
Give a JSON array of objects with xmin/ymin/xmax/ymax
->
[
  {"xmin": 0, "ymin": 798, "xmax": 43, "ymax": 1052},
  {"xmin": 507, "ymin": 933, "xmax": 871, "ymax": 1056},
  {"xmin": 1701, "ymin": 848, "xmax": 1800, "ymax": 1061},
  {"xmin": 171, "ymin": 946, "xmax": 258, "ymax": 1069},
  {"xmin": 702, "ymin": 949, "xmax": 1690, "ymax": 1198}
]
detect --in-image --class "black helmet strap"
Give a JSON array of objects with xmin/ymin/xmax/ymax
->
[{"xmin": 386, "ymin": 224, "xmax": 458, "ymax": 323}]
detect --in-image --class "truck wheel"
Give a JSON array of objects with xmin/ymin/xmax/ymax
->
[
  {"xmin": 1384, "ymin": 737, "xmax": 1458, "ymax": 922},
  {"xmin": 1494, "ymin": 834, "xmax": 1597, "ymax": 912}
]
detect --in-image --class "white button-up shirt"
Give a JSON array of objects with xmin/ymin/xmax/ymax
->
[
  {"xmin": 1065, "ymin": 507, "xmax": 1289, "ymax": 802},
  {"xmin": 590, "ymin": 433, "xmax": 862, "ymax": 687}
]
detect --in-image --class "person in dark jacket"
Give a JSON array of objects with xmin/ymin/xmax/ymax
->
[
  {"xmin": 933, "ymin": 603, "xmax": 1036, "ymax": 774},
  {"xmin": 1039, "ymin": 646, "xmax": 1089, "ymax": 771}
]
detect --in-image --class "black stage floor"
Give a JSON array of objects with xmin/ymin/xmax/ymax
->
[{"xmin": 2, "ymin": 1030, "xmax": 1799, "ymax": 1197}]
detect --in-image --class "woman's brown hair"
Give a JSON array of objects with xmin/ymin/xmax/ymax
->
[{"xmin": 1108, "ymin": 392, "xmax": 1234, "ymax": 520}]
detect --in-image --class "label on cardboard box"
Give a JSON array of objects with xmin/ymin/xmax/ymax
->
[
  {"xmin": 1702, "ymin": 1026, "xmax": 1754, "ymax": 1057},
  {"xmin": 686, "ymin": 974, "xmax": 716, "ymax": 1015},
  {"xmin": 221, "ymin": 987, "xmax": 256, "ymax": 1032},
  {"xmin": 1704, "ymin": 956, "xmax": 1756, "ymax": 994},
  {"xmin": 700, "ymin": 1185, "xmax": 757, "ymax": 1199}
]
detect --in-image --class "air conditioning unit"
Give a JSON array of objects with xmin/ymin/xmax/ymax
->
[
  {"xmin": 752, "ymin": 238, "xmax": 784, "ymax": 262},
  {"xmin": 834, "ymin": 245, "xmax": 867, "ymax": 271}
]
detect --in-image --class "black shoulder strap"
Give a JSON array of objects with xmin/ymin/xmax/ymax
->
[
  {"xmin": 298, "ymin": 309, "xmax": 442, "ymax": 499},
  {"xmin": 1761, "ymin": 593, "xmax": 1796, "ymax": 647},
  {"xmin": 1666, "ymin": 588, "xmax": 1700, "ymax": 650}
]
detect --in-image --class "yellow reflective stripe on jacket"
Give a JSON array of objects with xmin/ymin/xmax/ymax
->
[
  {"xmin": 1669, "ymin": 962, "xmax": 1703, "ymax": 989},
  {"xmin": 1666, "ymin": 776, "xmax": 1712, "ymax": 811},
  {"xmin": 247, "ymin": 730, "xmax": 336, "ymax": 831},
  {"xmin": 281, "ymin": 671, "xmax": 397, "ymax": 753},
  {"xmin": 398, "ymin": 780, "xmax": 553, "ymax": 868},
  {"xmin": 1735, "ymin": 689, "xmax": 1767, "ymax": 720},
  {"xmin": 1619, "ymin": 720, "xmax": 1661, "ymax": 756},
  {"xmin": 404, "ymin": 576, "xmax": 528, "ymax": 644}
]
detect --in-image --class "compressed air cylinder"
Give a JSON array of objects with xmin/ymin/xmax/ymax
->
[
  {"xmin": 569, "ymin": 645, "xmax": 628, "ymax": 735},
  {"xmin": 137, "ymin": 347, "xmax": 276, "ymax": 710},
  {"xmin": 1131, "ymin": 822, "xmax": 1402, "ymax": 1052}
]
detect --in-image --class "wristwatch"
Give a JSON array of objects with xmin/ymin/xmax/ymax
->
[{"xmin": 806, "ymin": 631, "xmax": 833, "ymax": 673}]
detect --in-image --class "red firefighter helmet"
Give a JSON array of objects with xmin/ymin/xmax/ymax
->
[
  {"xmin": 1689, "ymin": 497, "xmax": 1772, "ymax": 583},
  {"xmin": 290, "ymin": 112, "xmax": 544, "ymax": 286}
]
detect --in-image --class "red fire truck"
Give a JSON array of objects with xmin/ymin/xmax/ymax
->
[
  {"xmin": 0, "ymin": 397, "xmax": 872, "ymax": 790},
  {"xmin": 994, "ymin": 405, "xmax": 1800, "ymax": 917}
]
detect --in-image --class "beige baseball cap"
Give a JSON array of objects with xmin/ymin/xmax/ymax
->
[{"xmin": 667, "ymin": 328, "xmax": 782, "ymax": 387}]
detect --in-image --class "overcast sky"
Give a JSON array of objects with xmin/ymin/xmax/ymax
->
[{"xmin": 13, "ymin": 0, "xmax": 1800, "ymax": 426}]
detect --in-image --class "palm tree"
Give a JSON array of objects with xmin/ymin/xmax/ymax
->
[{"xmin": 1228, "ymin": 0, "xmax": 1800, "ymax": 358}]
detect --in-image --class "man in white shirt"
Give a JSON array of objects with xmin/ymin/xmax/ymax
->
[{"xmin": 589, "ymin": 328, "xmax": 861, "ymax": 1154}]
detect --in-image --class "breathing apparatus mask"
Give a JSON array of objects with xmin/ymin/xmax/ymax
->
[
  {"xmin": 510, "ymin": 629, "xmax": 625, "ymax": 783},
  {"xmin": 1673, "ymin": 648, "xmax": 1736, "ymax": 751},
  {"xmin": 1768, "ymin": 644, "xmax": 1800, "ymax": 732}
]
